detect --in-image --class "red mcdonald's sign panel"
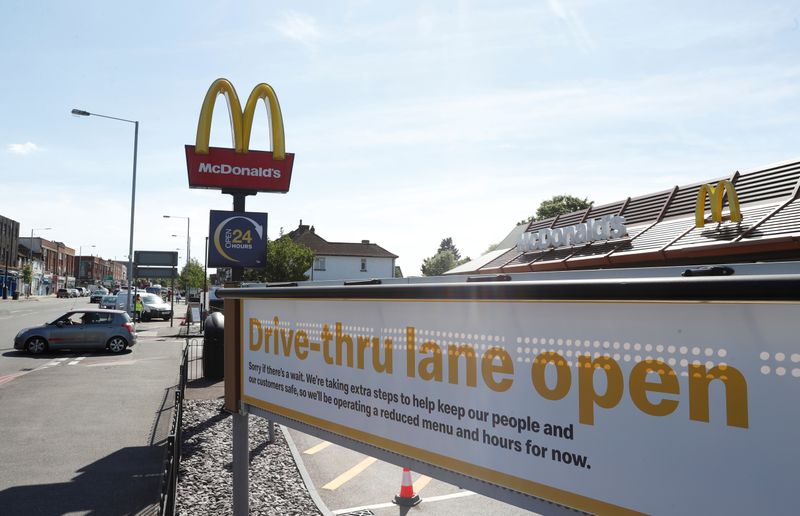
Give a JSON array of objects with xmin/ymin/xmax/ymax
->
[{"xmin": 185, "ymin": 78, "xmax": 295, "ymax": 193}]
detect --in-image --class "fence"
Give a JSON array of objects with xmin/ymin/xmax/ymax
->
[{"xmin": 159, "ymin": 337, "xmax": 199, "ymax": 516}]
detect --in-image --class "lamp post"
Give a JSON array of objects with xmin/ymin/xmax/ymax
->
[
  {"xmin": 78, "ymin": 244, "xmax": 96, "ymax": 287},
  {"xmin": 163, "ymin": 215, "xmax": 190, "ymax": 266},
  {"xmin": 72, "ymin": 108, "xmax": 138, "ymax": 314},
  {"xmin": 27, "ymin": 227, "xmax": 51, "ymax": 296}
]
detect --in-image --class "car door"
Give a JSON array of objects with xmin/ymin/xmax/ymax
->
[
  {"xmin": 81, "ymin": 312, "xmax": 113, "ymax": 349},
  {"xmin": 49, "ymin": 312, "xmax": 88, "ymax": 350}
]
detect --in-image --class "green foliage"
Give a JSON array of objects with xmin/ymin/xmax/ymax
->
[
  {"xmin": 244, "ymin": 236, "xmax": 314, "ymax": 283},
  {"xmin": 421, "ymin": 237, "xmax": 471, "ymax": 276},
  {"xmin": 518, "ymin": 194, "xmax": 593, "ymax": 224},
  {"xmin": 178, "ymin": 259, "xmax": 205, "ymax": 289},
  {"xmin": 421, "ymin": 250, "xmax": 458, "ymax": 276},
  {"xmin": 437, "ymin": 237, "xmax": 461, "ymax": 260},
  {"xmin": 21, "ymin": 264, "xmax": 32, "ymax": 284}
]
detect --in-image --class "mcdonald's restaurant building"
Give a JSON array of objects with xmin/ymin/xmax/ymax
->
[{"xmin": 453, "ymin": 158, "xmax": 800, "ymax": 275}]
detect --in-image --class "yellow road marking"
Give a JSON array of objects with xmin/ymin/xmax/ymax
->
[
  {"xmin": 323, "ymin": 457, "xmax": 377, "ymax": 490},
  {"xmin": 413, "ymin": 474, "xmax": 432, "ymax": 493},
  {"xmin": 304, "ymin": 441, "xmax": 332, "ymax": 455}
]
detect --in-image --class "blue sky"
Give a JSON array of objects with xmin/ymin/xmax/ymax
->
[{"xmin": 2, "ymin": 1, "xmax": 799, "ymax": 275}]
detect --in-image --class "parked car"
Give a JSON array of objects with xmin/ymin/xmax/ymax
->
[
  {"xmin": 114, "ymin": 290, "xmax": 142, "ymax": 312},
  {"xmin": 99, "ymin": 294, "xmax": 117, "ymax": 309},
  {"xmin": 140, "ymin": 293, "xmax": 173, "ymax": 321},
  {"xmin": 67, "ymin": 288, "xmax": 79, "ymax": 298},
  {"xmin": 13, "ymin": 308, "xmax": 136, "ymax": 354},
  {"xmin": 89, "ymin": 290, "xmax": 106, "ymax": 303},
  {"xmin": 57, "ymin": 288, "xmax": 70, "ymax": 298}
]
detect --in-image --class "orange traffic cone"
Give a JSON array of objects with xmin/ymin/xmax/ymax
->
[{"xmin": 393, "ymin": 467, "xmax": 421, "ymax": 507}]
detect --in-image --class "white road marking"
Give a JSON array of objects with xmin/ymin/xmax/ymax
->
[
  {"xmin": 68, "ymin": 356, "xmax": 88, "ymax": 365},
  {"xmin": 85, "ymin": 359, "xmax": 138, "ymax": 367}
]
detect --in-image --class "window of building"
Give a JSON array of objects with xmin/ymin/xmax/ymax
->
[
  {"xmin": 360, "ymin": 258, "xmax": 367, "ymax": 272},
  {"xmin": 313, "ymin": 257, "xmax": 326, "ymax": 271}
]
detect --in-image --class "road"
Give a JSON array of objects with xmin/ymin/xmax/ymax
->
[{"xmin": 0, "ymin": 296, "xmax": 183, "ymax": 515}]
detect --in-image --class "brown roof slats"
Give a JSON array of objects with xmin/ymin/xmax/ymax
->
[
  {"xmin": 742, "ymin": 199, "xmax": 800, "ymax": 240},
  {"xmin": 621, "ymin": 190, "xmax": 673, "ymax": 225},
  {"xmin": 669, "ymin": 204, "xmax": 778, "ymax": 248},
  {"xmin": 587, "ymin": 200, "xmax": 626, "ymax": 219}
]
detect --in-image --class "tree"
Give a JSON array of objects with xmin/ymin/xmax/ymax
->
[
  {"xmin": 518, "ymin": 194, "xmax": 593, "ymax": 224},
  {"xmin": 437, "ymin": 237, "xmax": 461, "ymax": 260},
  {"xmin": 484, "ymin": 242, "xmax": 500, "ymax": 254},
  {"xmin": 22, "ymin": 264, "xmax": 32, "ymax": 295},
  {"xmin": 244, "ymin": 236, "xmax": 314, "ymax": 283},
  {"xmin": 421, "ymin": 237, "xmax": 471, "ymax": 276},
  {"xmin": 179, "ymin": 259, "xmax": 205, "ymax": 290},
  {"xmin": 421, "ymin": 250, "xmax": 459, "ymax": 276}
]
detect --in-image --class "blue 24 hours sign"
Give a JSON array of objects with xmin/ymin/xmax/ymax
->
[{"xmin": 208, "ymin": 210, "xmax": 268, "ymax": 268}]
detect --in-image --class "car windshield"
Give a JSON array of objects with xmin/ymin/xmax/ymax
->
[
  {"xmin": 102, "ymin": 295, "xmax": 116, "ymax": 302},
  {"xmin": 142, "ymin": 294, "xmax": 161, "ymax": 304}
]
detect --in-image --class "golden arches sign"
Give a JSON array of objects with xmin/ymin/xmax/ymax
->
[
  {"xmin": 185, "ymin": 78, "xmax": 294, "ymax": 193},
  {"xmin": 194, "ymin": 78, "xmax": 286, "ymax": 158},
  {"xmin": 695, "ymin": 180, "xmax": 742, "ymax": 228}
]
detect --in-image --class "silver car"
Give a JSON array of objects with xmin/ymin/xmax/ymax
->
[
  {"xmin": 140, "ymin": 293, "xmax": 173, "ymax": 321},
  {"xmin": 13, "ymin": 309, "xmax": 136, "ymax": 354},
  {"xmin": 99, "ymin": 294, "xmax": 118, "ymax": 309}
]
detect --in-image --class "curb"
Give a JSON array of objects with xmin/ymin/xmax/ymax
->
[{"xmin": 281, "ymin": 424, "xmax": 334, "ymax": 516}]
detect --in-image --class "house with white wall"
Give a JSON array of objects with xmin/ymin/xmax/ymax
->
[{"xmin": 288, "ymin": 222, "xmax": 398, "ymax": 281}]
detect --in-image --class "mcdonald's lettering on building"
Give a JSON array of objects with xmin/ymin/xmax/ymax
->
[{"xmin": 185, "ymin": 78, "xmax": 295, "ymax": 193}]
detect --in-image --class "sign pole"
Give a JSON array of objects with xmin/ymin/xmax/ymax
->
[{"xmin": 230, "ymin": 191, "xmax": 249, "ymax": 516}]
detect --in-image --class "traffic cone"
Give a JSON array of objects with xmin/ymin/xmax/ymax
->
[{"xmin": 393, "ymin": 467, "xmax": 421, "ymax": 507}]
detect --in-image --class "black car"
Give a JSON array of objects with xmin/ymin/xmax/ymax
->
[{"xmin": 57, "ymin": 288, "xmax": 70, "ymax": 298}]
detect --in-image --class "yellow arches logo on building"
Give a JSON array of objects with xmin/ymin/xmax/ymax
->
[
  {"xmin": 695, "ymin": 180, "xmax": 742, "ymax": 228},
  {"xmin": 194, "ymin": 78, "xmax": 286, "ymax": 159}
]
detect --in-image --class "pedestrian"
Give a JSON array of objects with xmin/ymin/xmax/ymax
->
[{"xmin": 134, "ymin": 294, "xmax": 143, "ymax": 323}]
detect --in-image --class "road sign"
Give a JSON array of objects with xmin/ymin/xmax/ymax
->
[{"xmin": 134, "ymin": 266, "xmax": 176, "ymax": 278}]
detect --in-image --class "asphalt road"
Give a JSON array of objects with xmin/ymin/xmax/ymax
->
[{"xmin": 0, "ymin": 296, "xmax": 183, "ymax": 515}]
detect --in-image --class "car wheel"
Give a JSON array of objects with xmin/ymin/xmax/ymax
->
[
  {"xmin": 107, "ymin": 337, "xmax": 128, "ymax": 354},
  {"xmin": 26, "ymin": 337, "xmax": 48, "ymax": 355}
]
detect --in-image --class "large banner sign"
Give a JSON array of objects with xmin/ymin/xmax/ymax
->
[
  {"xmin": 208, "ymin": 210, "xmax": 268, "ymax": 268},
  {"xmin": 240, "ymin": 297, "xmax": 800, "ymax": 515},
  {"xmin": 185, "ymin": 78, "xmax": 294, "ymax": 193}
]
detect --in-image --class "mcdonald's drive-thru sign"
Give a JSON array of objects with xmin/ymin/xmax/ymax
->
[
  {"xmin": 695, "ymin": 180, "xmax": 742, "ymax": 228},
  {"xmin": 185, "ymin": 78, "xmax": 295, "ymax": 193}
]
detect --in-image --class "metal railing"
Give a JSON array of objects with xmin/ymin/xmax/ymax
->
[{"xmin": 159, "ymin": 341, "xmax": 191, "ymax": 516}]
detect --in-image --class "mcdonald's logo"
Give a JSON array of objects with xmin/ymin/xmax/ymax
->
[
  {"xmin": 695, "ymin": 180, "xmax": 742, "ymax": 228},
  {"xmin": 185, "ymin": 78, "xmax": 294, "ymax": 193}
]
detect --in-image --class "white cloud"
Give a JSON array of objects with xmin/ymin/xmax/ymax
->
[
  {"xmin": 275, "ymin": 12, "xmax": 322, "ymax": 47},
  {"xmin": 7, "ymin": 142, "xmax": 41, "ymax": 155},
  {"xmin": 547, "ymin": 0, "xmax": 596, "ymax": 53}
]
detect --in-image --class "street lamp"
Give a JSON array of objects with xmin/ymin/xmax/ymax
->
[
  {"xmin": 27, "ymin": 227, "xmax": 51, "ymax": 296},
  {"xmin": 72, "ymin": 108, "xmax": 138, "ymax": 314},
  {"xmin": 163, "ymin": 215, "xmax": 190, "ymax": 266},
  {"xmin": 78, "ymin": 244, "xmax": 96, "ymax": 286}
]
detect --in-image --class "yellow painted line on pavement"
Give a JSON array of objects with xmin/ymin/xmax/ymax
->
[
  {"xmin": 413, "ymin": 474, "xmax": 432, "ymax": 493},
  {"xmin": 323, "ymin": 457, "xmax": 377, "ymax": 490},
  {"xmin": 304, "ymin": 441, "xmax": 332, "ymax": 455}
]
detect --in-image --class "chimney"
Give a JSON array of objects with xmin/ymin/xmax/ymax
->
[{"xmin": 362, "ymin": 240, "xmax": 370, "ymax": 244}]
